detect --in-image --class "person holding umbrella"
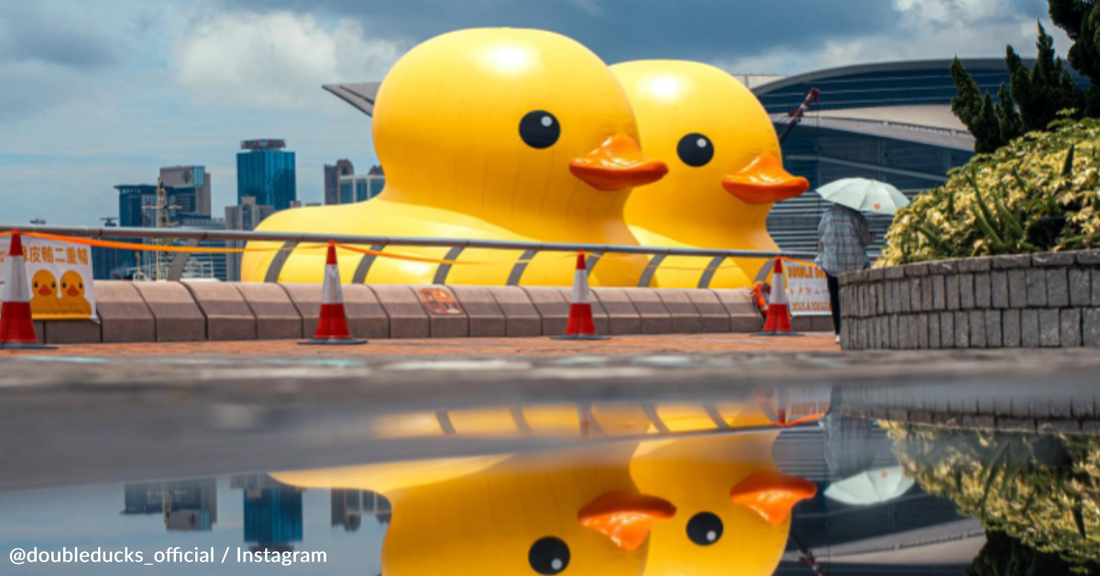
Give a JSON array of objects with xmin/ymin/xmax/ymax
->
[{"xmin": 814, "ymin": 178, "xmax": 909, "ymax": 342}]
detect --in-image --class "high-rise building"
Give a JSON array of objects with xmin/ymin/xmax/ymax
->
[
  {"xmin": 160, "ymin": 166, "xmax": 212, "ymax": 216},
  {"xmin": 231, "ymin": 475, "xmax": 304, "ymax": 551},
  {"xmin": 121, "ymin": 479, "xmax": 218, "ymax": 531},
  {"xmin": 323, "ymin": 159, "xmax": 354, "ymax": 205},
  {"xmin": 90, "ymin": 218, "xmax": 135, "ymax": 280},
  {"xmin": 237, "ymin": 139, "xmax": 296, "ymax": 211},
  {"xmin": 335, "ymin": 165, "xmax": 385, "ymax": 204},
  {"xmin": 225, "ymin": 196, "xmax": 275, "ymax": 281}
]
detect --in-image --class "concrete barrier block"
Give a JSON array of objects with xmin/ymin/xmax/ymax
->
[
  {"xmin": 522, "ymin": 287, "xmax": 572, "ymax": 336},
  {"xmin": 590, "ymin": 288, "xmax": 642, "ymax": 335},
  {"xmin": 42, "ymin": 320, "xmax": 101, "ymax": 344},
  {"xmin": 183, "ymin": 282, "xmax": 256, "ymax": 341},
  {"xmin": 282, "ymin": 283, "xmax": 390, "ymax": 339},
  {"xmin": 485, "ymin": 286, "xmax": 542, "ymax": 337},
  {"xmin": 93, "ymin": 281, "xmax": 156, "ymax": 342},
  {"xmin": 620, "ymin": 288, "xmax": 672, "ymax": 334},
  {"xmin": 236, "ymin": 283, "xmax": 303, "ymax": 340},
  {"xmin": 409, "ymin": 286, "xmax": 469, "ymax": 338},
  {"xmin": 710, "ymin": 289, "xmax": 763, "ymax": 333},
  {"xmin": 369, "ymin": 284, "xmax": 431, "ymax": 339},
  {"xmin": 131, "ymin": 282, "xmax": 206, "ymax": 342},
  {"xmin": 449, "ymin": 285, "xmax": 506, "ymax": 337},
  {"xmin": 292, "ymin": 283, "xmax": 391, "ymax": 339},
  {"xmin": 654, "ymin": 289, "xmax": 702, "ymax": 334},
  {"xmin": 682, "ymin": 289, "xmax": 732, "ymax": 333}
]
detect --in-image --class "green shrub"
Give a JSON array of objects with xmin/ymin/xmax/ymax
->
[
  {"xmin": 885, "ymin": 422, "xmax": 1100, "ymax": 572},
  {"xmin": 879, "ymin": 118, "xmax": 1100, "ymax": 266}
]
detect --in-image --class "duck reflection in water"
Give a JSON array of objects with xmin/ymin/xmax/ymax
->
[{"xmin": 272, "ymin": 396, "xmax": 823, "ymax": 576}]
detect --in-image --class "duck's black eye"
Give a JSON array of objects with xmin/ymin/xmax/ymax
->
[
  {"xmin": 528, "ymin": 536, "xmax": 570, "ymax": 575},
  {"xmin": 686, "ymin": 512, "xmax": 723, "ymax": 546},
  {"xmin": 677, "ymin": 133, "xmax": 714, "ymax": 167},
  {"xmin": 519, "ymin": 111, "xmax": 560, "ymax": 149}
]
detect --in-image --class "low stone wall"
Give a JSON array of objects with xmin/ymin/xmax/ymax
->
[
  {"xmin": 839, "ymin": 250, "xmax": 1100, "ymax": 350},
  {"xmin": 33, "ymin": 281, "xmax": 783, "ymax": 344}
]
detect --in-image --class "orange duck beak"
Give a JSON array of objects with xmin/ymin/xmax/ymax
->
[
  {"xmin": 730, "ymin": 472, "xmax": 817, "ymax": 525},
  {"xmin": 578, "ymin": 490, "xmax": 676, "ymax": 551},
  {"xmin": 722, "ymin": 153, "xmax": 809, "ymax": 204},
  {"xmin": 570, "ymin": 133, "xmax": 669, "ymax": 191}
]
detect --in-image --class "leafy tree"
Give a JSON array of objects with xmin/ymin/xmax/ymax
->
[{"xmin": 952, "ymin": 0, "xmax": 1100, "ymax": 152}]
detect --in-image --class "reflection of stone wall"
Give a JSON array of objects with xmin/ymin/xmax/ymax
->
[{"xmin": 839, "ymin": 250, "xmax": 1100, "ymax": 350}]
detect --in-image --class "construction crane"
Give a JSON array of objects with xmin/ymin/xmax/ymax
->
[
  {"xmin": 140, "ymin": 178, "xmax": 180, "ymax": 281},
  {"xmin": 778, "ymin": 87, "xmax": 820, "ymax": 145}
]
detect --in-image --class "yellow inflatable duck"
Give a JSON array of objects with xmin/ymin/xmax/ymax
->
[
  {"xmin": 274, "ymin": 443, "xmax": 675, "ymax": 576},
  {"xmin": 243, "ymin": 28, "xmax": 667, "ymax": 287},
  {"xmin": 630, "ymin": 430, "xmax": 816, "ymax": 576},
  {"xmin": 29, "ymin": 270, "xmax": 58, "ymax": 318},
  {"xmin": 57, "ymin": 271, "xmax": 91, "ymax": 316},
  {"xmin": 613, "ymin": 61, "xmax": 810, "ymax": 288}
]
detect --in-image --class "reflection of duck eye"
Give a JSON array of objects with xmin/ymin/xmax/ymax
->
[
  {"xmin": 519, "ymin": 111, "xmax": 560, "ymax": 149},
  {"xmin": 677, "ymin": 133, "xmax": 714, "ymax": 167},
  {"xmin": 686, "ymin": 512, "xmax": 723, "ymax": 546},
  {"xmin": 528, "ymin": 536, "xmax": 570, "ymax": 575}
]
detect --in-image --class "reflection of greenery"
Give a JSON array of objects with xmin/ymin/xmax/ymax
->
[
  {"xmin": 967, "ymin": 531, "xmax": 1093, "ymax": 576},
  {"xmin": 884, "ymin": 423, "xmax": 1100, "ymax": 572},
  {"xmin": 879, "ymin": 118, "xmax": 1100, "ymax": 265}
]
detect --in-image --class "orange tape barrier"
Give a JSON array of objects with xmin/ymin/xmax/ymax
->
[{"xmin": 22, "ymin": 232, "xmax": 327, "ymax": 254}]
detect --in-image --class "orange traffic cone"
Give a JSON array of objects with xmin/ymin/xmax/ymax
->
[
  {"xmin": 553, "ymin": 250, "xmax": 607, "ymax": 340},
  {"xmin": 756, "ymin": 257, "xmax": 800, "ymax": 337},
  {"xmin": 0, "ymin": 231, "xmax": 53, "ymax": 349},
  {"xmin": 300, "ymin": 242, "xmax": 366, "ymax": 346}
]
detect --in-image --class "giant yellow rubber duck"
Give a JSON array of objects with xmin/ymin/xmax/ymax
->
[
  {"xmin": 273, "ymin": 443, "xmax": 676, "ymax": 576},
  {"xmin": 29, "ymin": 270, "xmax": 58, "ymax": 318},
  {"xmin": 57, "ymin": 271, "xmax": 92, "ymax": 317},
  {"xmin": 613, "ymin": 61, "xmax": 810, "ymax": 289},
  {"xmin": 242, "ymin": 28, "xmax": 668, "ymax": 287},
  {"xmin": 630, "ymin": 429, "xmax": 816, "ymax": 576}
]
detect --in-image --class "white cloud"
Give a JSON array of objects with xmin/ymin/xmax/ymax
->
[
  {"xmin": 719, "ymin": 0, "xmax": 1072, "ymax": 75},
  {"xmin": 171, "ymin": 11, "xmax": 403, "ymax": 109}
]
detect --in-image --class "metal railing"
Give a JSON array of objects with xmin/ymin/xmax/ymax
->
[{"xmin": 0, "ymin": 224, "xmax": 817, "ymax": 288}]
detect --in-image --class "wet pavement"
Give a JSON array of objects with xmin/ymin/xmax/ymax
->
[{"xmin": 0, "ymin": 332, "xmax": 842, "ymax": 357}]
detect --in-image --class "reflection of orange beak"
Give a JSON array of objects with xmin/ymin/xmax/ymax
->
[
  {"xmin": 578, "ymin": 490, "xmax": 676, "ymax": 551},
  {"xmin": 38, "ymin": 287, "xmax": 51, "ymax": 296},
  {"xmin": 730, "ymin": 472, "xmax": 817, "ymax": 525},
  {"xmin": 722, "ymin": 153, "xmax": 809, "ymax": 204},
  {"xmin": 570, "ymin": 133, "xmax": 668, "ymax": 191},
  {"xmin": 66, "ymin": 287, "xmax": 80, "ymax": 297}
]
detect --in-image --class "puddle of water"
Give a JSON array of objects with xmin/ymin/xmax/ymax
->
[{"xmin": 2, "ymin": 385, "xmax": 1098, "ymax": 575}]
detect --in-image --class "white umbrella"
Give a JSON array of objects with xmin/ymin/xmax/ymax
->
[
  {"xmin": 816, "ymin": 178, "xmax": 910, "ymax": 215},
  {"xmin": 824, "ymin": 466, "xmax": 915, "ymax": 506}
]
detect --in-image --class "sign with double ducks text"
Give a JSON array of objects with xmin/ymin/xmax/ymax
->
[{"xmin": 0, "ymin": 237, "xmax": 97, "ymax": 321}]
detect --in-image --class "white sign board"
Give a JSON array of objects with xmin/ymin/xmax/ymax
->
[
  {"xmin": 781, "ymin": 259, "xmax": 831, "ymax": 317},
  {"xmin": 0, "ymin": 237, "xmax": 98, "ymax": 321}
]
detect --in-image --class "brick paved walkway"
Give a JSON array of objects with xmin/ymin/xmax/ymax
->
[{"xmin": 0, "ymin": 332, "xmax": 839, "ymax": 357}]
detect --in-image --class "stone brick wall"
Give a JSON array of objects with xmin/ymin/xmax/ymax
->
[{"xmin": 839, "ymin": 250, "xmax": 1100, "ymax": 350}]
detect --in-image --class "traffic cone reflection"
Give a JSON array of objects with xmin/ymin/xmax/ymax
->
[
  {"xmin": 757, "ymin": 257, "xmax": 799, "ymax": 336},
  {"xmin": 0, "ymin": 231, "xmax": 53, "ymax": 349},
  {"xmin": 300, "ymin": 242, "xmax": 366, "ymax": 346},
  {"xmin": 553, "ymin": 250, "xmax": 607, "ymax": 340}
]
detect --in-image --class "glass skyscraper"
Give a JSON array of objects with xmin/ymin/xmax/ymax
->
[{"xmin": 236, "ymin": 139, "xmax": 297, "ymax": 211}]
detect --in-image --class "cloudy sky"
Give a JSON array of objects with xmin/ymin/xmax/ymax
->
[{"xmin": 0, "ymin": 0, "xmax": 1074, "ymax": 225}]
